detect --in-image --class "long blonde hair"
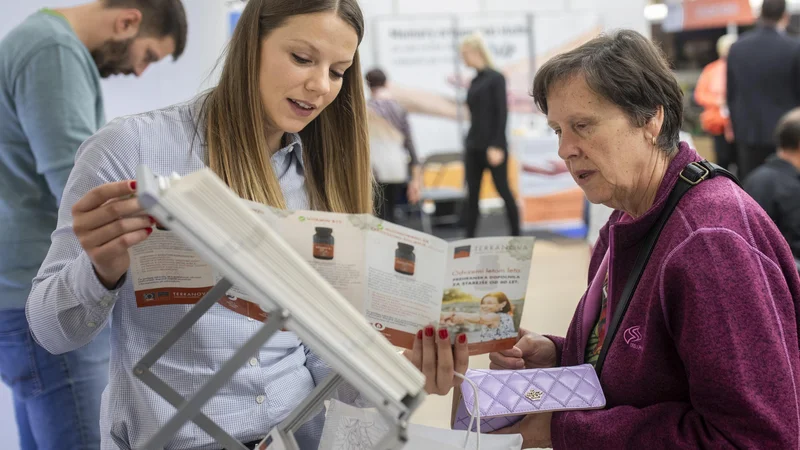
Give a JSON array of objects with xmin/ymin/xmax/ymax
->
[
  {"xmin": 461, "ymin": 32, "xmax": 496, "ymax": 69},
  {"xmin": 200, "ymin": 0, "xmax": 372, "ymax": 214}
]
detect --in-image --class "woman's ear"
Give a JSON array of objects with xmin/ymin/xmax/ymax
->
[
  {"xmin": 646, "ymin": 105, "xmax": 665, "ymax": 144},
  {"xmin": 112, "ymin": 8, "xmax": 143, "ymax": 40}
]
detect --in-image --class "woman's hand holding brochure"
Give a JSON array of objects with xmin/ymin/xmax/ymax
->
[
  {"xmin": 73, "ymin": 180, "xmax": 153, "ymax": 289},
  {"xmin": 403, "ymin": 324, "xmax": 469, "ymax": 395}
]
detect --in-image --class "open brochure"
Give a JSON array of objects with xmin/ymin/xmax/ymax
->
[{"xmin": 129, "ymin": 202, "xmax": 534, "ymax": 355}]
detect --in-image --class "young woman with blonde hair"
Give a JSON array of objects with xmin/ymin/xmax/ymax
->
[
  {"xmin": 460, "ymin": 32, "xmax": 520, "ymax": 238},
  {"xmin": 26, "ymin": 1, "xmax": 467, "ymax": 448}
]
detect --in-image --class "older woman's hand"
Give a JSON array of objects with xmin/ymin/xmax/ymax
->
[
  {"xmin": 489, "ymin": 329, "xmax": 557, "ymax": 369},
  {"xmin": 403, "ymin": 326, "xmax": 469, "ymax": 395},
  {"xmin": 493, "ymin": 413, "xmax": 552, "ymax": 448}
]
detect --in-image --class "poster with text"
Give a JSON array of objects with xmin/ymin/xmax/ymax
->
[{"xmin": 372, "ymin": 13, "xmax": 602, "ymax": 235}]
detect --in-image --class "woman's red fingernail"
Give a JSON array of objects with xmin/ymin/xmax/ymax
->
[
  {"xmin": 425, "ymin": 326, "xmax": 434, "ymax": 337},
  {"xmin": 146, "ymin": 227, "xmax": 153, "ymax": 235},
  {"xmin": 439, "ymin": 328, "xmax": 448, "ymax": 340},
  {"xmin": 458, "ymin": 334, "xmax": 467, "ymax": 344},
  {"xmin": 416, "ymin": 330, "xmax": 422, "ymax": 340},
  {"xmin": 130, "ymin": 181, "xmax": 137, "ymax": 190}
]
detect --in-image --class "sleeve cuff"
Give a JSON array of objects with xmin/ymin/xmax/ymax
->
[
  {"xmin": 544, "ymin": 334, "xmax": 565, "ymax": 366},
  {"xmin": 69, "ymin": 251, "xmax": 124, "ymax": 314}
]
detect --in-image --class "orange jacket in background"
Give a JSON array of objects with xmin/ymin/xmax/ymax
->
[{"xmin": 694, "ymin": 59, "xmax": 729, "ymax": 135}]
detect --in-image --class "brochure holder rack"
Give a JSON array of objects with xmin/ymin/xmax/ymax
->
[{"xmin": 132, "ymin": 166, "xmax": 426, "ymax": 450}]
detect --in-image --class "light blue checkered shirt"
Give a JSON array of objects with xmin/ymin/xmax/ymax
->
[{"xmin": 26, "ymin": 96, "xmax": 359, "ymax": 450}]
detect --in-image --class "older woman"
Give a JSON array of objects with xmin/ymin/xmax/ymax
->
[{"xmin": 489, "ymin": 30, "xmax": 800, "ymax": 448}]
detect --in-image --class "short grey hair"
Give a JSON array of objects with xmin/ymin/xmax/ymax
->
[{"xmin": 532, "ymin": 30, "xmax": 684, "ymax": 153}]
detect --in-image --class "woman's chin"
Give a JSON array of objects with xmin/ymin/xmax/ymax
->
[
  {"xmin": 584, "ymin": 191, "xmax": 613, "ymax": 207},
  {"xmin": 581, "ymin": 190, "xmax": 602, "ymax": 204}
]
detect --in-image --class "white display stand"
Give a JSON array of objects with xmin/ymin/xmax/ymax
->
[{"xmin": 133, "ymin": 166, "xmax": 426, "ymax": 450}]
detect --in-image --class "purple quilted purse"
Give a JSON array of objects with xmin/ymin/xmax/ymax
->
[{"xmin": 452, "ymin": 364, "xmax": 606, "ymax": 433}]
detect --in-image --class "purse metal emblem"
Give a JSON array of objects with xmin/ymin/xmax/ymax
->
[{"xmin": 525, "ymin": 389, "xmax": 544, "ymax": 401}]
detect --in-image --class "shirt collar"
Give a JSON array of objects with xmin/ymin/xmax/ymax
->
[
  {"xmin": 189, "ymin": 94, "xmax": 304, "ymax": 170},
  {"xmin": 766, "ymin": 154, "xmax": 800, "ymax": 179},
  {"xmin": 272, "ymin": 133, "xmax": 303, "ymax": 170}
]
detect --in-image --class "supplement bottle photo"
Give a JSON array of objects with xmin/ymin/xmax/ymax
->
[
  {"xmin": 313, "ymin": 227, "xmax": 335, "ymax": 260},
  {"xmin": 394, "ymin": 242, "xmax": 416, "ymax": 276}
]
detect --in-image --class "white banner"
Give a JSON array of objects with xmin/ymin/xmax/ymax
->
[{"xmin": 373, "ymin": 13, "xmax": 602, "ymax": 234}]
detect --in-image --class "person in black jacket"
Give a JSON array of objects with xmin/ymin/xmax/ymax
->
[
  {"xmin": 744, "ymin": 107, "xmax": 800, "ymax": 270},
  {"xmin": 460, "ymin": 33, "xmax": 520, "ymax": 237},
  {"xmin": 726, "ymin": 0, "xmax": 800, "ymax": 181}
]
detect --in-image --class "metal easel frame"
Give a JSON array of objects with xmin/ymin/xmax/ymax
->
[
  {"xmin": 132, "ymin": 166, "xmax": 424, "ymax": 450},
  {"xmin": 132, "ymin": 278, "xmax": 266, "ymax": 450},
  {"xmin": 133, "ymin": 277, "xmax": 411, "ymax": 450}
]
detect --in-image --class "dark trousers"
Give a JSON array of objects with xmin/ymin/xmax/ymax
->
[
  {"xmin": 737, "ymin": 143, "xmax": 775, "ymax": 182},
  {"xmin": 712, "ymin": 135, "xmax": 737, "ymax": 172},
  {"xmin": 463, "ymin": 149, "xmax": 521, "ymax": 238},
  {"xmin": 375, "ymin": 182, "xmax": 400, "ymax": 223}
]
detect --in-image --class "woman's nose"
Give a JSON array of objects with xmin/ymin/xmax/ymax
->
[
  {"xmin": 557, "ymin": 131, "xmax": 580, "ymax": 161},
  {"xmin": 306, "ymin": 68, "xmax": 331, "ymax": 95}
]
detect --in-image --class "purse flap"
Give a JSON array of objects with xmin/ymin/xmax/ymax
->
[{"xmin": 459, "ymin": 364, "xmax": 606, "ymax": 417}]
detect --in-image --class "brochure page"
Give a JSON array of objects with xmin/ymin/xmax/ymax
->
[
  {"xmin": 363, "ymin": 220, "xmax": 449, "ymax": 348},
  {"xmin": 128, "ymin": 200, "xmax": 535, "ymax": 354},
  {"xmin": 440, "ymin": 237, "xmax": 535, "ymax": 355}
]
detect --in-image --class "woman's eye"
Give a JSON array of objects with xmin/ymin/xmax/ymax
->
[
  {"xmin": 292, "ymin": 54, "xmax": 311, "ymax": 64},
  {"xmin": 575, "ymin": 123, "xmax": 588, "ymax": 132},
  {"xmin": 330, "ymin": 70, "xmax": 344, "ymax": 80},
  {"xmin": 553, "ymin": 129, "xmax": 562, "ymax": 137}
]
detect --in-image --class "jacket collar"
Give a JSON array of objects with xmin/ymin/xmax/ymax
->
[
  {"xmin": 606, "ymin": 142, "xmax": 702, "ymax": 249},
  {"xmin": 765, "ymin": 154, "xmax": 800, "ymax": 179}
]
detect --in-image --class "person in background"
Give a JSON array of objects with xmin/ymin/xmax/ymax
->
[
  {"xmin": 490, "ymin": 30, "xmax": 800, "ymax": 448},
  {"xmin": 0, "ymin": 1, "xmax": 187, "ymax": 448},
  {"xmin": 727, "ymin": 0, "xmax": 800, "ymax": 181},
  {"xmin": 460, "ymin": 33, "xmax": 521, "ymax": 238},
  {"xmin": 745, "ymin": 108, "xmax": 800, "ymax": 271},
  {"xmin": 365, "ymin": 68, "xmax": 422, "ymax": 223},
  {"xmin": 25, "ymin": 1, "xmax": 465, "ymax": 448},
  {"xmin": 695, "ymin": 34, "xmax": 737, "ymax": 172}
]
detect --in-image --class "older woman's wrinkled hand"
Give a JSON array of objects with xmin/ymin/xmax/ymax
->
[
  {"xmin": 489, "ymin": 329, "xmax": 557, "ymax": 369},
  {"xmin": 493, "ymin": 413, "xmax": 552, "ymax": 448},
  {"xmin": 403, "ymin": 326, "xmax": 469, "ymax": 395}
]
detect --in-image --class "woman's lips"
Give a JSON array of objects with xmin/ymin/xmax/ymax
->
[{"xmin": 574, "ymin": 170, "xmax": 596, "ymax": 186}]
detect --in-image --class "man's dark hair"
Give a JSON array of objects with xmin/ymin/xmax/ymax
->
[
  {"xmin": 775, "ymin": 108, "xmax": 800, "ymax": 151},
  {"xmin": 365, "ymin": 68, "xmax": 387, "ymax": 89},
  {"xmin": 761, "ymin": 0, "xmax": 786, "ymax": 22},
  {"xmin": 532, "ymin": 30, "xmax": 684, "ymax": 153},
  {"xmin": 104, "ymin": 0, "xmax": 188, "ymax": 60}
]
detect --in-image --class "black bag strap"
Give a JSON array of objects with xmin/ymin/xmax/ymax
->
[{"xmin": 594, "ymin": 160, "xmax": 739, "ymax": 376}]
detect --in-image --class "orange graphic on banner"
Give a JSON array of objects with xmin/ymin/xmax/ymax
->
[
  {"xmin": 522, "ymin": 188, "xmax": 585, "ymax": 224},
  {"xmin": 681, "ymin": 0, "xmax": 754, "ymax": 31}
]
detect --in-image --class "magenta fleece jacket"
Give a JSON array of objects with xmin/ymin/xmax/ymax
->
[{"xmin": 550, "ymin": 143, "xmax": 800, "ymax": 449}]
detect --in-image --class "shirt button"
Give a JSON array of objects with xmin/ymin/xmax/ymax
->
[
  {"xmin": 249, "ymin": 358, "xmax": 258, "ymax": 367},
  {"xmin": 256, "ymin": 395, "xmax": 265, "ymax": 404},
  {"xmin": 86, "ymin": 322, "xmax": 97, "ymax": 328}
]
